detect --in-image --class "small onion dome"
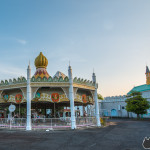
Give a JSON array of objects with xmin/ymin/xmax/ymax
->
[{"xmin": 35, "ymin": 52, "xmax": 48, "ymax": 69}]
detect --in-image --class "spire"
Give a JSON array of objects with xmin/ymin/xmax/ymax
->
[
  {"xmin": 146, "ymin": 66, "xmax": 150, "ymax": 85},
  {"xmin": 68, "ymin": 64, "xmax": 72, "ymax": 80},
  {"xmin": 93, "ymin": 68, "xmax": 95, "ymax": 74},
  {"xmin": 92, "ymin": 70, "xmax": 96, "ymax": 84},
  {"xmin": 146, "ymin": 66, "xmax": 150, "ymax": 74},
  {"xmin": 28, "ymin": 60, "xmax": 31, "ymax": 70}
]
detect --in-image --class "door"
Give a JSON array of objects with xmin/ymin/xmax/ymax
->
[{"xmin": 111, "ymin": 109, "xmax": 117, "ymax": 117}]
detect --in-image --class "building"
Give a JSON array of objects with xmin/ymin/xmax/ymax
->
[
  {"xmin": 0, "ymin": 52, "xmax": 101, "ymax": 130},
  {"xmin": 100, "ymin": 66, "xmax": 150, "ymax": 118}
]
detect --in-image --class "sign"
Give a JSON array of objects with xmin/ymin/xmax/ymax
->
[
  {"xmin": 9, "ymin": 104, "xmax": 16, "ymax": 112},
  {"xmin": 82, "ymin": 94, "xmax": 87, "ymax": 103},
  {"xmin": 15, "ymin": 94, "xmax": 22, "ymax": 103},
  {"xmin": 63, "ymin": 109, "xmax": 71, "ymax": 112},
  {"xmin": 34, "ymin": 92, "xmax": 41, "ymax": 102},
  {"xmin": 3, "ymin": 95, "xmax": 9, "ymax": 101},
  {"xmin": 35, "ymin": 92, "xmax": 41, "ymax": 99},
  {"xmin": 51, "ymin": 93, "xmax": 59, "ymax": 102}
]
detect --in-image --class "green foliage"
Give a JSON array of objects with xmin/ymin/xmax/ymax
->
[
  {"xmin": 125, "ymin": 91, "xmax": 150, "ymax": 118},
  {"xmin": 100, "ymin": 117, "xmax": 106, "ymax": 126},
  {"xmin": 98, "ymin": 94, "xmax": 104, "ymax": 100}
]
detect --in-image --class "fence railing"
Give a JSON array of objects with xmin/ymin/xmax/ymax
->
[
  {"xmin": 0, "ymin": 117, "xmax": 97, "ymax": 130},
  {"xmin": 76, "ymin": 117, "xmax": 96, "ymax": 127},
  {"xmin": 0, "ymin": 118, "xmax": 26, "ymax": 129},
  {"xmin": 32, "ymin": 118, "xmax": 71, "ymax": 129}
]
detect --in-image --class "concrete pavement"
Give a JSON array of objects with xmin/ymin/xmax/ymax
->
[{"xmin": 0, "ymin": 119, "xmax": 149, "ymax": 150}]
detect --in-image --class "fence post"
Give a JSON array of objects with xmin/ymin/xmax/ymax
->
[{"xmin": 10, "ymin": 119, "xmax": 11, "ymax": 130}]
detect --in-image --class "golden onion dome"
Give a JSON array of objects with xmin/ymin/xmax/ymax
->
[{"xmin": 34, "ymin": 52, "xmax": 48, "ymax": 69}]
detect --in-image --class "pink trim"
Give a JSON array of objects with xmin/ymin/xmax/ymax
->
[{"xmin": 0, "ymin": 124, "xmax": 96, "ymax": 129}]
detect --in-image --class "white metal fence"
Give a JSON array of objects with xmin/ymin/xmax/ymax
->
[
  {"xmin": 0, "ymin": 117, "xmax": 97, "ymax": 130},
  {"xmin": 32, "ymin": 118, "xmax": 71, "ymax": 129},
  {"xmin": 0, "ymin": 118, "xmax": 26, "ymax": 129},
  {"xmin": 76, "ymin": 117, "xmax": 96, "ymax": 127}
]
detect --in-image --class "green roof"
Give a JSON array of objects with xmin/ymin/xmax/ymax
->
[{"xmin": 127, "ymin": 84, "xmax": 150, "ymax": 95}]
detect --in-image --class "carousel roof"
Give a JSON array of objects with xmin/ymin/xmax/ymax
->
[{"xmin": 53, "ymin": 71, "xmax": 67, "ymax": 80}]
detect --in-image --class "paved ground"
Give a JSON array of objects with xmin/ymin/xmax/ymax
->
[{"xmin": 0, "ymin": 119, "xmax": 149, "ymax": 150}]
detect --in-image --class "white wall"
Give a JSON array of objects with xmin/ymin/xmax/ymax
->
[{"xmin": 100, "ymin": 91, "xmax": 150, "ymax": 118}]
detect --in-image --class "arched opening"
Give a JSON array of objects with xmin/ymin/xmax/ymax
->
[
  {"xmin": 75, "ymin": 88, "xmax": 94, "ymax": 116},
  {"xmin": 111, "ymin": 109, "xmax": 117, "ymax": 117},
  {"xmin": 1, "ymin": 88, "xmax": 25, "ymax": 118},
  {"xmin": 31, "ymin": 87, "xmax": 70, "ymax": 118}
]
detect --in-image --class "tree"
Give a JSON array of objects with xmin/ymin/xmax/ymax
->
[
  {"xmin": 97, "ymin": 94, "xmax": 104, "ymax": 100},
  {"xmin": 125, "ymin": 91, "xmax": 150, "ymax": 118}
]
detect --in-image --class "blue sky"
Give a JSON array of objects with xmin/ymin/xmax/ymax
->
[{"xmin": 0, "ymin": 0, "xmax": 150, "ymax": 97}]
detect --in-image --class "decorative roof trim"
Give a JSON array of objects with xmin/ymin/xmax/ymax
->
[
  {"xmin": 0, "ymin": 77, "xmax": 27, "ymax": 86},
  {"xmin": 73, "ymin": 77, "xmax": 95, "ymax": 87},
  {"xmin": 0, "ymin": 76, "xmax": 95, "ymax": 88}
]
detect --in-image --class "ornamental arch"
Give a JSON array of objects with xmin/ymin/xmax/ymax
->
[
  {"xmin": 75, "ymin": 88, "xmax": 94, "ymax": 105},
  {"xmin": 32, "ymin": 87, "xmax": 69, "ymax": 103},
  {"xmin": 1, "ymin": 88, "xmax": 25, "ymax": 104}
]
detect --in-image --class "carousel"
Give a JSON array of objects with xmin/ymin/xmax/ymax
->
[{"xmin": 0, "ymin": 52, "xmax": 101, "ymax": 130}]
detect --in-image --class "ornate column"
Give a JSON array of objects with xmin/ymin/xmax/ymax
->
[
  {"xmin": 92, "ymin": 72, "xmax": 101, "ymax": 127},
  {"xmin": 68, "ymin": 65, "xmax": 76, "ymax": 129},
  {"xmin": 26, "ymin": 63, "xmax": 32, "ymax": 130}
]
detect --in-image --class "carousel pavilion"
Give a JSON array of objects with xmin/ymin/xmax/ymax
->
[{"xmin": 0, "ymin": 52, "xmax": 101, "ymax": 130}]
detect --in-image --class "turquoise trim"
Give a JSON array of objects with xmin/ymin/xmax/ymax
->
[{"xmin": 127, "ymin": 84, "xmax": 150, "ymax": 95}]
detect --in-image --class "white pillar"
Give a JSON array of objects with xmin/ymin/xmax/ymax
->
[
  {"xmin": 26, "ymin": 63, "xmax": 32, "ymax": 130},
  {"xmin": 92, "ymin": 72, "xmax": 101, "ymax": 127},
  {"xmin": 68, "ymin": 65, "xmax": 76, "ymax": 129}
]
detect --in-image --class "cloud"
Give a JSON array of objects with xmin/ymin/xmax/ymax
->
[
  {"xmin": 0, "ymin": 37, "xmax": 27, "ymax": 45},
  {"xmin": 16, "ymin": 39, "xmax": 27, "ymax": 45}
]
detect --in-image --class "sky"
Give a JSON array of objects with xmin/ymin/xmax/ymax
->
[{"xmin": 0, "ymin": 0, "xmax": 150, "ymax": 97}]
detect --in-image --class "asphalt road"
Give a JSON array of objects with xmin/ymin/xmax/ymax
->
[{"xmin": 0, "ymin": 119, "xmax": 149, "ymax": 150}]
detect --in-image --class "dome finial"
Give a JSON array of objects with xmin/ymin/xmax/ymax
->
[
  {"xmin": 34, "ymin": 52, "xmax": 50, "ymax": 79},
  {"xmin": 34, "ymin": 52, "xmax": 48, "ymax": 69}
]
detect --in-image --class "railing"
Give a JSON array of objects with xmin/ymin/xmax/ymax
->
[
  {"xmin": 32, "ymin": 118, "xmax": 71, "ymax": 129},
  {"xmin": 0, "ymin": 118, "xmax": 26, "ymax": 129},
  {"xmin": 0, "ymin": 117, "xmax": 97, "ymax": 130},
  {"xmin": 76, "ymin": 117, "xmax": 96, "ymax": 127}
]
